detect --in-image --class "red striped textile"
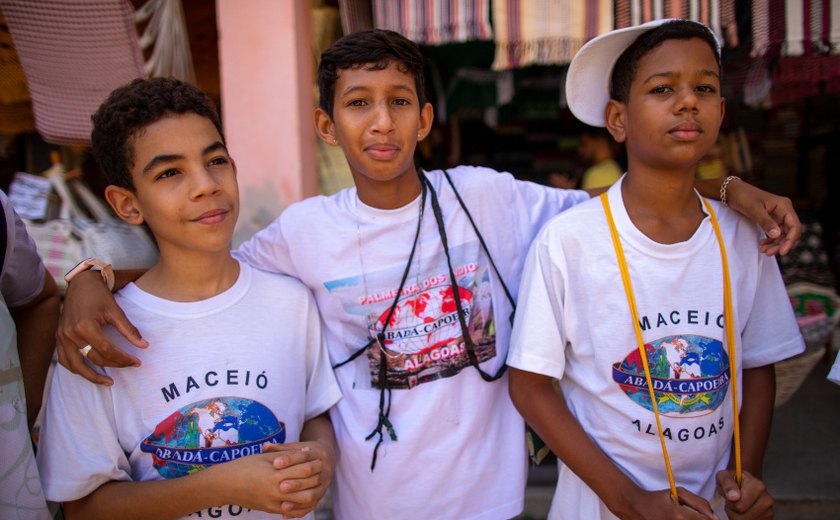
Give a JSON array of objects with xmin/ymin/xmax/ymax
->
[
  {"xmin": 371, "ymin": 0, "xmax": 493, "ymax": 45},
  {"xmin": 0, "ymin": 0, "xmax": 146, "ymax": 145},
  {"xmin": 614, "ymin": 0, "xmax": 736, "ymax": 47}
]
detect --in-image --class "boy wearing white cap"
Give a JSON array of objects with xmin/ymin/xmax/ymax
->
[{"xmin": 507, "ymin": 19, "xmax": 804, "ymax": 520}]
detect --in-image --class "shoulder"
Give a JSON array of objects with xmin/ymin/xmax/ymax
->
[
  {"xmin": 280, "ymin": 190, "xmax": 351, "ymax": 223},
  {"xmin": 539, "ymin": 195, "xmax": 605, "ymax": 237},
  {"xmin": 246, "ymin": 263, "xmax": 311, "ymax": 296},
  {"xmin": 430, "ymin": 164, "xmax": 514, "ymax": 188}
]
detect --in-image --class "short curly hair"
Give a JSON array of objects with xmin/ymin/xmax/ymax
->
[
  {"xmin": 91, "ymin": 77, "xmax": 225, "ymax": 190},
  {"xmin": 318, "ymin": 29, "xmax": 427, "ymax": 119}
]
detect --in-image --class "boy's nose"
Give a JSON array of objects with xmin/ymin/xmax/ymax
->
[
  {"xmin": 371, "ymin": 104, "xmax": 396, "ymax": 133},
  {"xmin": 675, "ymin": 88, "xmax": 699, "ymax": 113},
  {"xmin": 190, "ymin": 168, "xmax": 221, "ymax": 198}
]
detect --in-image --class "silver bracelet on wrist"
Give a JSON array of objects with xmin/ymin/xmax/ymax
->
[{"xmin": 720, "ymin": 175, "xmax": 741, "ymax": 207}]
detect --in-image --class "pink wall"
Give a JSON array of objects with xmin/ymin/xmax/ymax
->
[{"xmin": 216, "ymin": 0, "xmax": 317, "ymax": 246}]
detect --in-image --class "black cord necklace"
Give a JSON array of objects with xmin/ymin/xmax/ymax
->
[{"xmin": 333, "ymin": 168, "xmax": 514, "ymax": 470}]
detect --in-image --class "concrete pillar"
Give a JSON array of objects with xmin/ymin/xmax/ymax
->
[{"xmin": 216, "ymin": 0, "xmax": 317, "ymax": 246}]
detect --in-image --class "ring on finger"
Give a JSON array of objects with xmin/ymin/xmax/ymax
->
[{"xmin": 79, "ymin": 345, "xmax": 93, "ymax": 357}]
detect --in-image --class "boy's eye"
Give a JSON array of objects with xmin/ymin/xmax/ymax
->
[
  {"xmin": 650, "ymin": 85, "xmax": 672, "ymax": 94},
  {"xmin": 696, "ymin": 84, "xmax": 717, "ymax": 94},
  {"xmin": 156, "ymin": 168, "xmax": 179, "ymax": 180},
  {"xmin": 209, "ymin": 156, "xmax": 229, "ymax": 167},
  {"xmin": 392, "ymin": 98, "xmax": 410, "ymax": 106},
  {"xmin": 347, "ymin": 99, "xmax": 367, "ymax": 107}
]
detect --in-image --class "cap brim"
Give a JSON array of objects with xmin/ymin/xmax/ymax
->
[{"xmin": 566, "ymin": 19, "xmax": 674, "ymax": 127}]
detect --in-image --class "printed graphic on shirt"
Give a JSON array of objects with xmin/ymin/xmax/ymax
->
[
  {"xmin": 141, "ymin": 397, "xmax": 286, "ymax": 479},
  {"xmin": 612, "ymin": 335, "xmax": 730, "ymax": 417},
  {"xmin": 325, "ymin": 242, "xmax": 497, "ymax": 389}
]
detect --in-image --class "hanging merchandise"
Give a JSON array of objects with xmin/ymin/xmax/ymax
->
[
  {"xmin": 615, "ymin": 0, "xmax": 737, "ymax": 47},
  {"xmin": 0, "ymin": 0, "xmax": 147, "ymax": 145},
  {"xmin": 135, "ymin": 0, "xmax": 195, "ymax": 83},
  {"xmin": 19, "ymin": 161, "xmax": 158, "ymax": 293},
  {"xmin": 491, "ymin": 0, "xmax": 613, "ymax": 70},
  {"xmin": 749, "ymin": 0, "xmax": 840, "ymax": 106},
  {"xmin": 371, "ymin": 0, "xmax": 493, "ymax": 45},
  {"xmin": 339, "ymin": 0, "xmax": 374, "ymax": 35}
]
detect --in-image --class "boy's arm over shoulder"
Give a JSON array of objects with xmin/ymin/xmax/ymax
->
[{"xmin": 445, "ymin": 165, "xmax": 590, "ymax": 239}]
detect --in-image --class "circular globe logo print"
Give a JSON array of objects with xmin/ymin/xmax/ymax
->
[
  {"xmin": 141, "ymin": 397, "xmax": 285, "ymax": 479},
  {"xmin": 611, "ymin": 335, "xmax": 730, "ymax": 417}
]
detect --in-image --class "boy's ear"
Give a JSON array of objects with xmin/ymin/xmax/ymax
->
[
  {"xmin": 417, "ymin": 102, "xmax": 434, "ymax": 142},
  {"xmin": 604, "ymin": 100, "xmax": 627, "ymax": 143},
  {"xmin": 314, "ymin": 107, "xmax": 338, "ymax": 146},
  {"xmin": 105, "ymin": 185, "xmax": 144, "ymax": 225}
]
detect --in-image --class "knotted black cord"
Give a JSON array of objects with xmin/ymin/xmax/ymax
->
[
  {"xmin": 332, "ymin": 168, "xmax": 516, "ymax": 469},
  {"xmin": 332, "ymin": 178, "xmax": 427, "ymax": 470},
  {"xmin": 441, "ymin": 169, "xmax": 516, "ymax": 324},
  {"xmin": 421, "ymin": 172, "xmax": 507, "ymax": 382}
]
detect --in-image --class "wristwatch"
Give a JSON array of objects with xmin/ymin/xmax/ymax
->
[{"xmin": 64, "ymin": 258, "xmax": 116, "ymax": 291}]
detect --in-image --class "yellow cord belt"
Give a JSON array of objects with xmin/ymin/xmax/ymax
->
[{"xmin": 600, "ymin": 192, "xmax": 742, "ymax": 500}]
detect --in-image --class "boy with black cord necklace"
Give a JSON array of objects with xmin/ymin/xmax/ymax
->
[{"xmin": 58, "ymin": 29, "xmax": 802, "ymax": 520}]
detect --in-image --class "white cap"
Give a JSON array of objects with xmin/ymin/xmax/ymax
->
[{"xmin": 566, "ymin": 19, "xmax": 719, "ymax": 127}]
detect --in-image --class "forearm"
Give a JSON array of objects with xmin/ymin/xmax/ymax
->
[
  {"xmin": 301, "ymin": 413, "xmax": 337, "ymax": 460},
  {"xmin": 63, "ymin": 467, "xmax": 230, "ymax": 520},
  {"xmin": 509, "ymin": 368, "xmax": 639, "ymax": 515},
  {"xmin": 735, "ymin": 365, "xmax": 776, "ymax": 478},
  {"xmin": 11, "ymin": 273, "xmax": 60, "ymax": 430}
]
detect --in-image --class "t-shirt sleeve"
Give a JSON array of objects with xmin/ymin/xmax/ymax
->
[
  {"xmin": 0, "ymin": 191, "xmax": 46, "ymax": 307},
  {"xmin": 828, "ymin": 351, "xmax": 840, "ymax": 386},
  {"xmin": 233, "ymin": 214, "xmax": 295, "ymax": 276},
  {"xmin": 301, "ymin": 289, "xmax": 341, "ymax": 421},
  {"xmin": 741, "ymin": 253, "xmax": 805, "ymax": 369},
  {"xmin": 507, "ymin": 172, "xmax": 590, "ymax": 245},
  {"xmin": 37, "ymin": 366, "xmax": 131, "ymax": 503},
  {"xmin": 506, "ymin": 231, "xmax": 568, "ymax": 379}
]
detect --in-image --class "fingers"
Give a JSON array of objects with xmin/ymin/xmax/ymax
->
[
  {"xmin": 271, "ymin": 447, "xmax": 319, "ymax": 470},
  {"xmin": 676, "ymin": 487, "xmax": 718, "ymax": 520},
  {"xmin": 272, "ymin": 456, "xmax": 324, "ymax": 480},
  {"xmin": 715, "ymin": 469, "xmax": 742, "ymax": 503},
  {"xmin": 280, "ymin": 475, "xmax": 320, "ymax": 494},
  {"xmin": 722, "ymin": 471, "xmax": 774, "ymax": 520},
  {"xmin": 56, "ymin": 346, "xmax": 113, "ymax": 386},
  {"xmin": 109, "ymin": 306, "xmax": 149, "ymax": 350}
]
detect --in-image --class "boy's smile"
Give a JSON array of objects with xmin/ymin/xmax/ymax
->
[
  {"xmin": 316, "ymin": 61, "xmax": 433, "ymax": 209},
  {"xmin": 609, "ymin": 38, "xmax": 724, "ymax": 174},
  {"xmin": 110, "ymin": 113, "xmax": 239, "ymax": 257}
]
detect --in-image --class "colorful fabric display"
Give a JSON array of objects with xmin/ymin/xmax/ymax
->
[
  {"xmin": 491, "ymin": 0, "xmax": 613, "ymax": 70},
  {"xmin": 371, "ymin": 0, "xmax": 493, "ymax": 45},
  {"xmin": 0, "ymin": 0, "xmax": 147, "ymax": 145},
  {"xmin": 615, "ymin": 0, "xmax": 737, "ymax": 47}
]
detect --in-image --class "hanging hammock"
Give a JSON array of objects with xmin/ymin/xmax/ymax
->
[{"xmin": 0, "ymin": 0, "xmax": 194, "ymax": 145}]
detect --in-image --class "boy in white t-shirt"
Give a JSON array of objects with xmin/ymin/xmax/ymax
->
[
  {"xmin": 37, "ymin": 78, "xmax": 341, "ymax": 520},
  {"xmin": 54, "ymin": 31, "xmax": 803, "ymax": 520},
  {"xmin": 507, "ymin": 20, "xmax": 805, "ymax": 520}
]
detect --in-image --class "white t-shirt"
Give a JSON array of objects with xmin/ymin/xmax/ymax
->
[
  {"xmin": 37, "ymin": 261, "xmax": 341, "ymax": 520},
  {"xmin": 0, "ymin": 190, "xmax": 51, "ymax": 520},
  {"xmin": 235, "ymin": 165, "xmax": 589, "ymax": 520},
  {"xmin": 508, "ymin": 178, "xmax": 804, "ymax": 520}
]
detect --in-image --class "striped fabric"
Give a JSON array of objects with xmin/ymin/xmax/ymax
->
[
  {"xmin": 491, "ymin": 0, "xmax": 613, "ymax": 70},
  {"xmin": 748, "ymin": 1, "xmax": 840, "ymax": 105},
  {"xmin": 0, "ymin": 0, "xmax": 146, "ymax": 145},
  {"xmin": 339, "ymin": 0, "xmax": 374, "ymax": 35},
  {"xmin": 372, "ymin": 0, "xmax": 493, "ymax": 45},
  {"xmin": 614, "ymin": 0, "xmax": 736, "ymax": 47},
  {"xmin": 753, "ymin": 0, "xmax": 840, "ymax": 57}
]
